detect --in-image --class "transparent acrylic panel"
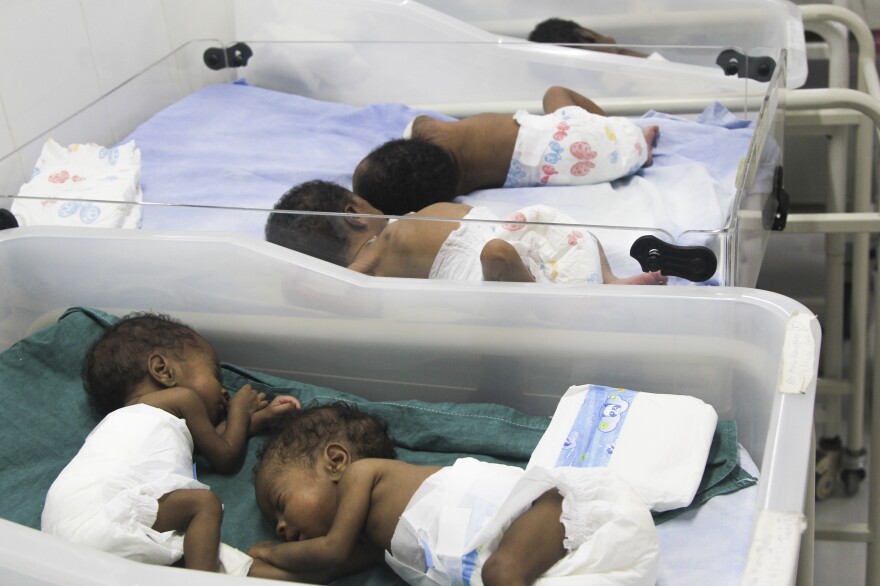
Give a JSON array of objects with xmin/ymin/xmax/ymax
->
[
  {"xmin": 0, "ymin": 216, "xmax": 818, "ymax": 473},
  {"xmin": 0, "ymin": 40, "xmax": 234, "ymax": 198},
  {"xmin": 1, "ymin": 41, "xmax": 783, "ymax": 286},
  {"xmin": 234, "ymin": 0, "xmax": 807, "ymax": 87},
  {"xmin": 243, "ymin": 41, "xmax": 756, "ymax": 108},
  {"xmin": 734, "ymin": 50, "xmax": 787, "ymax": 288}
]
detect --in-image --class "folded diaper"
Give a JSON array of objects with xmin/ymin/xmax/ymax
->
[
  {"xmin": 12, "ymin": 139, "xmax": 142, "ymax": 228},
  {"xmin": 529, "ymin": 384, "xmax": 718, "ymax": 512}
]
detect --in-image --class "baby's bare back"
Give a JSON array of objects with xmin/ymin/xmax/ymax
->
[
  {"xmin": 360, "ymin": 460, "xmax": 443, "ymax": 549},
  {"xmin": 360, "ymin": 203, "xmax": 472, "ymax": 279},
  {"xmin": 416, "ymin": 114, "xmax": 520, "ymax": 194}
]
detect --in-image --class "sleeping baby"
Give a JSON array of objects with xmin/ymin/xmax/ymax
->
[
  {"xmin": 41, "ymin": 312, "xmax": 300, "ymax": 574},
  {"xmin": 351, "ymin": 85, "xmax": 659, "ymax": 216},
  {"xmin": 248, "ymin": 402, "xmax": 661, "ymax": 585},
  {"xmin": 265, "ymin": 179, "xmax": 666, "ymax": 285}
]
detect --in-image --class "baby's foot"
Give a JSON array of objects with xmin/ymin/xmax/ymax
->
[
  {"xmin": 610, "ymin": 270, "xmax": 667, "ymax": 286},
  {"xmin": 642, "ymin": 125, "xmax": 660, "ymax": 167}
]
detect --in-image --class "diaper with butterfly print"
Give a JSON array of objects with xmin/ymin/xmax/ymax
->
[
  {"xmin": 12, "ymin": 138, "xmax": 142, "ymax": 229},
  {"xmin": 504, "ymin": 106, "xmax": 648, "ymax": 188}
]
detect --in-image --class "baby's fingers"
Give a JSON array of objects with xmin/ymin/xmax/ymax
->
[{"xmin": 272, "ymin": 395, "xmax": 302, "ymax": 410}]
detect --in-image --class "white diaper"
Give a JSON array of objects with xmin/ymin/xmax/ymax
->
[
  {"xmin": 504, "ymin": 106, "xmax": 648, "ymax": 188},
  {"xmin": 12, "ymin": 138, "xmax": 142, "ymax": 229},
  {"xmin": 497, "ymin": 205, "xmax": 603, "ymax": 284},
  {"xmin": 529, "ymin": 384, "xmax": 719, "ymax": 512},
  {"xmin": 428, "ymin": 206, "xmax": 499, "ymax": 281},
  {"xmin": 42, "ymin": 404, "xmax": 252, "ymax": 575},
  {"xmin": 429, "ymin": 205, "xmax": 603, "ymax": 284},
  {"xmin": 386, "ymin": 458, "xmax": 659, "ymax": 586}
]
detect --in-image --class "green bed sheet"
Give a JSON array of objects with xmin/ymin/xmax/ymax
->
[{"xmin": 0, "ymin": 307, "xmax": 754, "ymax": 584}]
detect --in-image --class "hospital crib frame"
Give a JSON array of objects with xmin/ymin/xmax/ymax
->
[{"xmin": 780, "ymin": 5, "xmax": 880, "ymax": 585}]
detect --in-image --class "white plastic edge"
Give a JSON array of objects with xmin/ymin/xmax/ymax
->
[
  {"xmin": 741, "ymin": 510, "xmax": 807, "ymax": 586},
  {"xmin": 777, "ymin": 311, "xmax": 816, "ymax": 394}
]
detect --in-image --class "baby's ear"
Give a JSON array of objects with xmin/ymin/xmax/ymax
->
[
  {"xmin": 343, "ymin": 209, "xmax": 369, "ymax": 230},
  {"xmin": 147, "ymin": 353, "xmax": 176, "ymax": 387},
  {"xmin": 324, "ymin": 443, "xmax": 352, "ymax": 479}
]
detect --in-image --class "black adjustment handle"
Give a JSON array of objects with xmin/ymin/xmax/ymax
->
[
  {"xmin": 0, "ymin": 208, "xmax": 18, "ymax": 230},
  {"xmin": 716, "ymin": 49, "xmax": 776, "ymax": 82},
  {"xmin": 630, "ymin": 235, "xmax": 718, "ymax": 283},
  {"xmin": 763, "ymin": 165, "xmax": 789, "ymax": 231},
  {"xmin": 204, "ymin": 42, "xmax": 253, "ymax": 70}
]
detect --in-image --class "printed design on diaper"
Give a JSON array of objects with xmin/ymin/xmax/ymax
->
[
  {"xmin": 538, "ymin": 121, "xmax": 572, "ymax": 184},
  {"xmin": 418, "ymin": 535, "xmax": 481, "ymax": 584},
  {"xmin": 569, "ymin": 142, "xmax": 598, "ymax": 177},
  {"xmin": 461, "ymin": 548, "xmax": 480, "ymax": 585},
  {"xmin": 540, "ymin": 163, "xmax": 558, "ymax": 184},
  {"xmin": 604, "ymin": 125, "xmax": 617, "ymax": 142},
  {"xmin": 48, "ymin": 170, "xmax": 87, "ymax": 184},
  {"xmin": 555, "ymin": 385, "xmax": 637, "ymax": 469},
  {"xmin": 58, "ymin": 201, "xmax": 101, "ymax": 224},
  {"xmin": 627, "ymin": 141, "xmax": 646, "ymax": 175},
  {"xmin": 501, "ymin": 211, "xmax": 528, "ymax": 231},
  {"xmin": 503, "ymin": 159, "xmax": 526, "ymax": 187},
  {"xmin": 99, "ymin": 146, "xmax": 120, "ymax": 165},
  {"xmin": 567, "ymin": 230, "xmax": 584, "ymax": 246}
]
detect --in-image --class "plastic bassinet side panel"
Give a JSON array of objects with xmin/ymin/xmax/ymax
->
[
  {"xmin": 0, "ymin": 226, "xmax": 819, "ymax": 585},
  {"xmin": 412, "ymin": 0, "xmax": 807, "ymax": 87}
]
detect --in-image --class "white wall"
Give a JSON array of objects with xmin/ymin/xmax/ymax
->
[{"xmin": 0, "ymin": 0, "xmax": 234, "ymax": 197}]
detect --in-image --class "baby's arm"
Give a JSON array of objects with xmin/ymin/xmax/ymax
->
[
  {"xmin": 248, "ymin": 543, "xmax": 383, "ymax": 583},
  {"xmin": 481, "ymin": 239, "xmax": 535, "ymax": 282},
  {"xmin": 249, "ymin": 395, "xmax": 301, "ymax": 435},
  {"xmin": 172, "ymin": 385, "xmax": 264, "ymax": 473},
  {"xmin": 542, "ymin": 85, "xmax": 606, "ymax": 116},
  {"xmin": 249, "ymin": 464, "xmax": 376, "ymax": 572}
]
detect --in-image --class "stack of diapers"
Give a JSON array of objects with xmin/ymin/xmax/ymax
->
[
  {"xmin": 529, "ymin": 383, "xmax": 719, "ymax": 512},
  {"xmin": 12, "ymin": 139, "xmax": 142, "ymax": 229},
  {"xmin": 429, "ymin": 204, "xmax": 603, "ymax": 284}
]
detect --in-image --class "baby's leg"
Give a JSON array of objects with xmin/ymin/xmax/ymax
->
[
  {"xmin": 606, "ymin": 270, "xmax": 668, "ymax": 285},
  {"xmin": 597, "ymin": 239, "xmax": 667, "ymax": 285},
  {"xmin": 481, "ymin": 490, "xmax": 566, "ymax": 586},
  {"xmin": 642, "ymin": 125, "xmax": 660, "ymax": 167},
  {"xmin": 481, "ymin": 239, "xmax": 536, "ymax": 282},
  {"xmin": 153, "ymin": 488, "xmax": 224, "ymax": 571}
]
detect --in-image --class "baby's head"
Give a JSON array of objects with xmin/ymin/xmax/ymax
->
[
  {"xmin": 266, "ymin": 180, "xmax": 384, "ymax": 267},
  {"xmin": 253, "ymin": 402, "xmax": 396, "ymax": 540},
  {"xmin": 352, "ymin": 138, "xmax": 460, "ymax": 216},
  {"xmin": 528, "ymin": 18, "xmax": 616, "ymax": 47},
  {"xmin": 255, "ymin": 402, "xmax": 396, "ymax": 473},
  {"xmin": 84, "ymin": 312, "xmax": 217, "ymax": 417}
]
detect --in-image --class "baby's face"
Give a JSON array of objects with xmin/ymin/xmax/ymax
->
[
  {"xmin": 255, "ymin": 460, "xmax": 339, "ymax": 543},
  {"xmin": 175, "ymin": 338, "xmax": 227, "ymax": 425}
]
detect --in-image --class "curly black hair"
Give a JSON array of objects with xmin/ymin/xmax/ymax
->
[
  {"xmin": 84, "ymin": 312, "xmax": 201, "ymax": 416},
  {"xmin": 256, "ymin": 402, "xmax": 397, "ymax": 473},
  {"xmin": 528, "ymin": 18, "xmax": 583, "ymax": 43},
  {"xmin": 265, "ymin": 179, "xmax": 357, "ymax": 266},
  {"xmin": 352, "ymin": 138, "xmax": 460, "ymax": 216}
]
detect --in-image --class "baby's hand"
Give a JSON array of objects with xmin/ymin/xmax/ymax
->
[
  {"xmin": 248, "ymin": 540, "xmax": 277, "ymax": 562},
  {"xmin": 227, "ymin": 384, "xmax": 269, "ymax": 419},
  {"xmin": 250, "ymin": 395, "xmax": 301, "ymax": 435},
  {"xmin": 248, "ymin": 558, "xmax": 298, "ymax": 580}
]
